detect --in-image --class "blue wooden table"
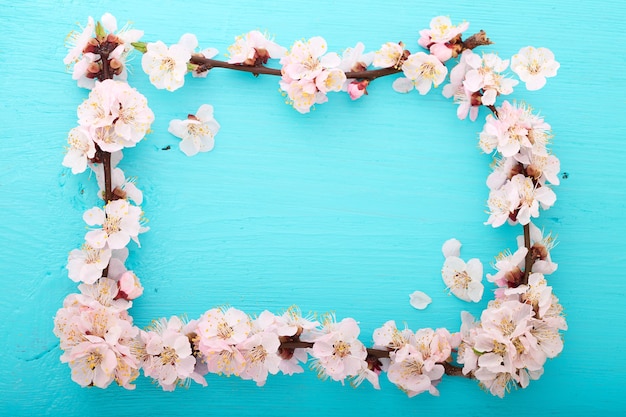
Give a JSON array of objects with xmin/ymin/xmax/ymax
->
[{"xmin": 1, "ymin": 0, "xmax": 625, "ymax": 415}]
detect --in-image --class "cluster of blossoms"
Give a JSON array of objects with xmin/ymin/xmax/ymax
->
[
  {"xmin": 141, "ymin": 33, "xmax": 218, "ymax": 92},
  {"xmin": 480, "ymin": 100, "xmax": 559, "ymax": 227},
  {"xmin": 373, "ymin": 321, "xmax": 457, "ymax": 396},
  {"xmin": 56, "ymin": 14, "xmax": 566, "ymax": 397},
  {"xmin": 64, "ymin": 13, "xmax": 143, "ymax": 89},
  {"xmin": 456, "ymin": 275, "xmax": 566, "ymax": 397},
  {"xmin": 57, "ymin": 64, "xmax": 153, "ymax": 388},
  {"xmin": 278, "ymin": 37, "xmax": 345, "ymax": 113},
  {"xmin": 62, "ymin": 79, "xmax": 154, "ymax": 174}
]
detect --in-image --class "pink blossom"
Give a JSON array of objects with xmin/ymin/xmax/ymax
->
[
  {"xmin": 274, "ymin": 307, "xmax": 319, "ymax": 339},
  {"xmin": 511, "ymin": 46, "xmax": 559, "ymax": 91},
  {"xmin": 339, "ymin": 42, "xmax": 374, "ymax": 73},
  {"xmin": 142, "ymin": 34, "xmax": 197, "ymax": 91},
  {"xmin": 94, "ymin": 166, "xmax": 143, "ymax": 205},
  {"xmin": 372, "ymin": 42, "xmax": 404, "ymax": 69},
  {"xmin": 393, "ymin": 52, "xmax": 448, "ymax": 95},
  {"xmin": 272, "ymin": 307, "xmax": 319, "ymax": 375},
  {"xmin": 387, "ymin": 344, "xmax": 445, "ymax": 397},
  {"xmin": 351, "ymin": 362, "xmax": 381, "ymax": 389},
  {"xmin": 315, "ymin": 68, "xmax": 347, "ymax": 94},
  {"xmin": 487, "ymin": 247, "xmax": 528, "ymax": 287},
  {"xmin": 463, "ymin": 51, "xmax": 518, "ymax": 105},
  {"xmin": 373, "ymin": 322, "xmax": 453, "ymax": 395},
  {"xmin": 64, "ymin": 338, "xmax": 119, "ymax": 388},
  {"xmin": 441, "ymin": 256, "xmax": 484, "ymax": 302},
  {"xmin": 485, "ymin": 180, "xmax": 521, "ymax": 228},
  {"xmin": 473, "ymin": 300, "xmax": 534, "ymax": 376},
  {"xmin": 516, "ymin": 222, "xmax": 558, "ymax": 275},
  {"xmin": 474, "ymin": 369, "xmax": 517, "ymax": 398},
  {"xmin": 479, "ymin": 101, "xmax": 550, "ymax": 158},
  {"xmin": 141, "ymin": 316, "xmax": 197, "ymax": 390},
  {"xmin": 497, "ymin": 102, "xmax": 551, "ymax": 158},
  {"xmin": 486, "ymin": 156, "xmax": 520, "ymax": 191},
  {"xmin": 77, "ymin": 278, "xmax": 130, "ymax": 311},
  {"xmin": 510, "ymin": 174, "xmax": 556, "ymax": 225},
  {"xmin": 456, "ymin": 311, "xmax": 480, "ymax": 375},
  {"xmin": 310, "ymin": 317, "xmax": 367, "ymax": 382},
  {"xmin": 442, "ymin": 51, "xmax": 482, "ymax": 120},
  {"xmin": 529, "ymin": 318, "xmax": 564, "ymax": 359},
  {"xmin": 520, "ymin": 148, "xmax": 560, "ymax": 186},
  {"xmin": 280, "ymin": 37, "xmax": 339, "ymax": 81},
  {"xmin": 63, "ymin": 16, "xmax": 95, "ymax": 65},
  {"xmin": 196, "ymin": 307, "xmax": 250, "ymax": 376},
  {"xmin": 197, "ymin": 307, "xmax": 251, "ymax": 348},
  {"xmin": 168, "ymin": 104, "xmax": 221, "ymax": 157},
  {"xmin": 54, "ymin": 303, "xmax": 88, "ymax": 350},
  {"xmin": 67, "ymin": 243, "xmax": 111, "ymax": 284},
  {"xmin": 62, "ymin": 126, "xmax": 96, "ymax": 174},
  {"xmin": 372, "ymin": 320, "xmax": 413, "ymax": 353},
  {"xmin": 418, "ymin": 16, "xmax": 469, "ymax": 62},
  {"xmin": 238, "ymin": 330, "xmax": 281, "ymax": 386},
  {"xmin": 83, "ymin": 200, "xmax": 143, "ymax": 250},
  {"xmin": 228, "ymin": 30, "xmax": 286, "ymax": 65},
  {"xmin": 279, "ymin": 79, "xmax": 327, "ymax": 114}
]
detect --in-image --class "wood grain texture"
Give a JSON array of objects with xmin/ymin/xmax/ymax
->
[{"xmin": 1, "ymin": 0, "xmax": 625, "ymax": 415}]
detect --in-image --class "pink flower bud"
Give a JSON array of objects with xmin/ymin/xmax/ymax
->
[
  {"xmin": 118, "ymin": 271, "xmax": 143, "ymax": 300},
  {"xmin": 347, "ymin": 80, "xmax": 369, "ymax": 100}
]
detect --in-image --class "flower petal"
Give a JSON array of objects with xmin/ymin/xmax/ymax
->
[
  {"xmin": 409, "ymin": 291, "xmax": 432, "ymax": 310},
  {"xmin": 442, "ymin": 238, "xmax": 461, "ymax": 258}
]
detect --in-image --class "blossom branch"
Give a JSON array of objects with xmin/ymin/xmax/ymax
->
[
  {"xmin": 189, "ymin": 54, "xmax": 402, "ymax": 80},
  {"xmin": 461, "ymin": 30, "xmax": 492, "ymax": 50},
  {"xmin": 100, "ymin": 147, "xmax": 113, "ymax": 203},
  {"xmin": 522, "ymin": 223, "xmax": 533, "ymax": 285},
  {"xmin": 190, "ymin": 55, "xmax": 281, "ymax": 76},
  {"xmin": 101, "ymin": 50, "xmax": 112, "ymax": 80},
  {"xmin": 279, "ymin": 340, "xmax": 468, "ymax": 377},
  {"xmin": 484, "ymin": 105, "xmax": 535, "ymax": 286},
  {"xmin": 189, "ymin": 28, "xmax": 491, "ymax": 82},
  {"xmin": 442, "ymin": 361, "xmax": 467, "ymax": 377}
]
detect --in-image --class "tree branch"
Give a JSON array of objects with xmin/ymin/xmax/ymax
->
[
  {"xmin": 522, "ymin": 223, "xmax": 533, "ymax": 285},
  {"xmin": 278, "ymin": 340, "xmax": 469, "ymax": 377}
]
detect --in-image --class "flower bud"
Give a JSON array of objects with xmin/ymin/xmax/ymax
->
[
  {"xmin": 118, "ymin": 271, "xmax": 144, "ymax": 300},
  {"xmin": 526, "ymin": 164, "xmax": 541, "ymax": 180},
  {"xmin": 87, "ymin": 62, "xmax": 100, "ymax": 74},
  {"xmin": 109, "ymin": 58, "xmax": 122, "ymax": 69},
  {"xmin": 347, "ymin": 80, "xmax": 369, "ymax": 100}
]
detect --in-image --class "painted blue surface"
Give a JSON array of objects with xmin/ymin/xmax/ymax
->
[{"xmin": 1, "ymin": 0, "xmax": 625, "ymax": 415}]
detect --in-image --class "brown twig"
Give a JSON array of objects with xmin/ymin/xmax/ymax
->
[
  {"xmin": 189, "ymin": 30, "xmax": 491, "ymax": 81},
  {"xmin": 189, "ymin": 55, "xmax": 403, "ymax": 81},
  {"xmin": 461, "ymin": 30, "xmax": 493, "ymax": 51},
  {"xmin": 522, "ymin": 223, "xmax": 533, "ymax": 285},
  {"xmin": 278, "ymin": 340, "xmax": 469, "ymax": 377}
]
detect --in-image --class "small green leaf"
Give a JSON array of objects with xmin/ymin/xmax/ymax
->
[
  {"xmin": 95, "ymin": 21, "xmax": 106, "ymax": 40},
  {"xmin": 132, "ymin": 42, "xmax": 147, "ymax": 54}
]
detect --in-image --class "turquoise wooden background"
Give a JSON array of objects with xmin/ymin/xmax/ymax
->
[{"xmin": 1, "ymin": 0, "xmax": 625, "ymax": 415}]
